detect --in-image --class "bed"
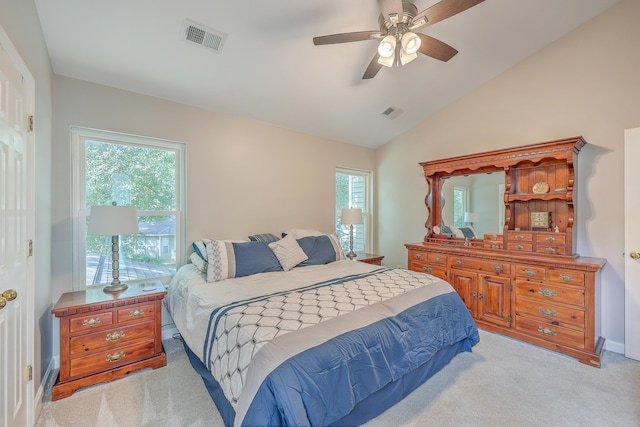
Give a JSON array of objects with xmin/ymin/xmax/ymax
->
[{"xmin": 165, "ymin": 232, "xmax": 479, "ymax": 427}]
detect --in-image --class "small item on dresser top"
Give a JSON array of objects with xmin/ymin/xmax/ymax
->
[{"xmin": 142, "ymin": 285, "xmax": 157, "ymax": 291}]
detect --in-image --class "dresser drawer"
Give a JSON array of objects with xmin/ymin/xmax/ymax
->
[
  {"xmin": 535, "ymin": 245, "xmax": 567, "ymax": 256},
  {"xmin": 507, "ymin": 243, "xmax": 533, "ymax": 252},
  {"xmin": 515, "ymin": 265, "xmax": 547, "ymax": 280},
  {"xmin": 449, "ymin": 257, "xmax": 511, "ymax": 275},
  {"xmin": 409, "ymin": 250, "xmax": 426, "ymax": 262},
  {"xmin": 69, "ymin": 311, "xmax": 114, "ymax": 334},
  {"xmin": 507, "ymin": 231, "xmax": 533, "ymax": 242},
  {"xmin": 116, "ymin": 302, "xmax": 155, "ymax": 324},
  {"xmin": 408, "ymin": 260, "xmax": 448, "ymax": 281},
  {"xmin": 536, "ymin": 233, "xmax": 566, "ymax": 245},
  {"xmin": 515, "ymin": 280, "xmax": 584, "ymax": 307},
  {"xmin": 515, "ymin": 298, "xmax": 584, "ymax": 330},
  {"xmin": 515, "ymin": 316, "xmax": 585, "ymax": 349},
  {"xmin": 69, "ymin": 340, "xmax": 156, "ymax": 379},
  {"xmin": 69, "ymin": 321, "xmax": 155, "ymax": 355},
  {"xmin": 427, "ymin": 253, "xmax": 448, "ymax": 266},
  {"xmin": 549, "ymin": 269, "xmax": 585, "ymax": 286}
]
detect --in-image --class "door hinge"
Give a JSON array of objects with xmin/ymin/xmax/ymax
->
[
  {"xmin": 25, "ymin": 365, "xmax": 33, "ymax": 381},
  {"xmin": 28, "ymin": 115, "xmax": 34, "ymax": 132},
  {"xmin": 25, "ymin": 240, "xmax": 33, "ymax": 257}
]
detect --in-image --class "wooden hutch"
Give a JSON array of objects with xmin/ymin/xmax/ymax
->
[{"xmin": 405, "ymin": 137, "xmax": 606, "ymax": 367}]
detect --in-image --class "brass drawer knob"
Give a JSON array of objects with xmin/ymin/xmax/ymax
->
[
  {"xmin": 538, "ymin": 308, "xmax": 557, "ymax": 317},
  {"xmin": 537, "ymin": 326, "xmax": 557, "ymax": 337},
  {"xmin": 423, "ymin": 267, "xmax": 432, "ymax": 274},
  {"xmin": 524, "ymin": 270, "xmax": 537, "ymax": 277},
  {"xmin": 129, "ymin": 309, "xmax": 145, "ymax": 318},
  {"xmin": 434, "ymin": 256, "xmax": 441, "ymax": 262},
  {"xmin": 538, "ymin": 288, "xmax": 557, "ymax": 298},
  {"xmin": 455, "ymin": 260, "xmax": 464, "ymax": 265},
  {"xmin": 106, "ymin": 351, "xmax": 125, "ymax": 363},
  {"xmin": 106, "ymin": 331, "xmax": 125, "ymax": 342},
  {"xmin": 546, "ymin": 237, "xmax": 555, "ymax": 242},
  {"xmin": 559, "ymin": 274, "xmax": 574, "ymax": 282},
  {"xmin": 515, "ymin": 245, "xmax": 523, "ymax": 250},
  {"xmin": 546, "ymin": 247, "xmax": 555, "ymax": 253},
  {"xmin": 516, "ymin": 235, "xmax": 524, "ymax": 240},
  {"xmin": 493, "ymin": 265, "xmax": 504, "ymax": 272},
  {"xmin": 414, "ymin": 253, "xmax": 422, "ymax": 260},
  {"xmin": 83, "ymin": 318, "xmax": 101, "ymax": 327}
]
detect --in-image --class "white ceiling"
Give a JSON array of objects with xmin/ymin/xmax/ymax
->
[{"xmin": 34, "ymin": 0, "xmax": 620, "ymax": 148}]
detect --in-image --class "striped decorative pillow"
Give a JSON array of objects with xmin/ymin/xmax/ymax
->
[
  {"xmin": 248, "ymin": 233, "xmax": 280, "ymax": 243},
  {"xmin": 269, "ymin": 235, "xmax": 308, "ymax": 271}
]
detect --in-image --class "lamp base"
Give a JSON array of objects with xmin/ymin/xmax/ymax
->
[
  {"xmin": 103, "ymin": 283, "xmax": 128, "ymax": 293},
  {"xmin": 346, "ymin": 251, "xmax": 358, "ymax": 259}
]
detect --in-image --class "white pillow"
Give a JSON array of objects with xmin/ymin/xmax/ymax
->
[
  {"xmin": 189, "ymin": 252, "xmax": 208, "ymax": 273},
  {"xmin": 283, "ymin": 228, "xmax": 326, "ymax": 239},
  {"xmin": 269, "ymin": 234, "xmax": 309, "ymax": 271}
]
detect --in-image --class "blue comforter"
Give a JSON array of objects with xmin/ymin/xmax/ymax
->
[{"xmin": 168, "ymin": 263, "xmax": 479, "ymax": 427}]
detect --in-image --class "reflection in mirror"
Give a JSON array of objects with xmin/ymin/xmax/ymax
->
[{"xmin": 440, "ymin": 171, "xmax": 505, "ymax": 238}]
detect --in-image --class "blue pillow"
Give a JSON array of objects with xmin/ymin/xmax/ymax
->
[
  {"xmin": 297, "ymin": 235, "xmax": 341, "ymax": 266},
  {"xmin": 232, "ymin": 241, "xmax": 283, "ymax": 277},
  {"xmin": 459, "ymin": 227, "xmax": 476, "ymax": 238}
]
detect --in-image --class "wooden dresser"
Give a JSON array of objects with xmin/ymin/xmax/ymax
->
[
  {"xmin": 408, "ymin": 137, "xmax": 607, "ymax": 367},
  {"xmin": 51, "ymin": 281, "xmax": 167, "ymax": 400}
]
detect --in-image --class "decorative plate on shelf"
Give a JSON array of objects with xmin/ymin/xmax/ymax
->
[
  {"xmin": 433, "ymin": 226, "xmax": 441, "ymax": 234},
  {"xmin": 532, "ymin": 181, "xmax": 550, "ymax": 194}
]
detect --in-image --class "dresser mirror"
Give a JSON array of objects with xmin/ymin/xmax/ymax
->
[{"xmin": 440, "ymin": 171, "xmax": 505, "ymax": 238}]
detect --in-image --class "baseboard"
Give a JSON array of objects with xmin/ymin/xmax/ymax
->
[
  {"xmin": 605, "ymin": 339, "xmax": 624, "ymax": 355},
  {"xmin": 35, "ymin": 358, "xmax": 57, "ymax": 420},
  {"xmin": 162, "ymin": 323, "xmax": 179, "ymax": 340}
]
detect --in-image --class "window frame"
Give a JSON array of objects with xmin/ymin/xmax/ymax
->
[
  {"xmin": 335, "ymin": 167, "xmax": 373, "ymax": 253},
  {"xmin": 71, "ymin": 126, "xmax": 186, "ymax": 290}
]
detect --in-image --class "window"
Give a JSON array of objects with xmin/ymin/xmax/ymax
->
[
  {"xmin": 71, "ymin": 127, "xmax": 186, "ymax": 289},
  {"xmin": 335, "ymin": 168, "xmax": 372, "ymax": 254},
  {"xmin": 453, "ymin": 186, "xmax": 468, "ymax": 228}
]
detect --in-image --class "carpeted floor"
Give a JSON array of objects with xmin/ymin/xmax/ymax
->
[{"xmin": 36, "ymin": 330, "xmax": 640, "ymax": 427}]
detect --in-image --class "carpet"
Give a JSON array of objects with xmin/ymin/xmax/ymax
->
[{"xmin": 36, "ymin": 330, "xmax": 640, "ymax": 426}]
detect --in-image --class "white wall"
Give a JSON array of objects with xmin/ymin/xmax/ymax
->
[
  {"xmin": 376, "ymin": 0, "xmax": 640, "ymax": 350},
  {"xmin": 51, "ymin": 76, "xmax": 376, "ymax": 303}
]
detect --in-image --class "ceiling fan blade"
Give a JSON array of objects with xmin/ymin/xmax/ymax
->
[
  {"xmin": 363, "ymin": 54, "xmax": 383, "ymax": 79},
  {"xmin": 378, "ymin": 0, "xmax": 404, "ymax": 25},
  {"xmin": 414, "ymin": 0, "xmax": 485, "ymax": 28},
  {"xmin": 313, "ymin": 31, "xmax": 382, "ymax": 45},
  {"xmin": 417, "ymin": 34, "xmax": 458, "ymax": 62}
]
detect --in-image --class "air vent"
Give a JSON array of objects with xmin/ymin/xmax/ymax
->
[
  {"xmin": 183, "ymin": 19, "xmax": 227, "ymax": 53},
  {"xmin": 380, "ymin": 106, "xmax": 403, "ymax": 119}
]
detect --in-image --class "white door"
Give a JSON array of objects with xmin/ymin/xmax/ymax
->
[
  {"xmin": 625, "ymin": 127, "xmax": 640, "ymax": 361},
  {"xmin": 0, "ymin": 27, "xmax": 35, "ymax": 427}
]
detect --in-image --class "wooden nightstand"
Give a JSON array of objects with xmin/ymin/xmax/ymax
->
[
  {"xmin": 51, "ymin": 281, "xmax": 167, "ymax": 400},
  {"xmin": 353, "ymin": 252, "xmax": 384, "ymax": 266}
]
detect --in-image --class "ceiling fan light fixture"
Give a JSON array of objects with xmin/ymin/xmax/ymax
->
[
  {"xmin": 401, "ymin": 32, "xmax": 421, "ymax": 55},
  {"xmin": 377, "ymin": 35, "xmax": 396, "ymax": 67}
]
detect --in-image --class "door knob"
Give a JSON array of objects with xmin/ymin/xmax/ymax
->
[
  {"xmin": 1, "ymin": 289, "xmax": 17, "ymax": 301},
  {"xmin": 0, "ymin": 297, "xmax": 5, "ymax": 310},
  {"xmin": 630, "ymin": 252, "xmax": 640, "ymax": 260}
]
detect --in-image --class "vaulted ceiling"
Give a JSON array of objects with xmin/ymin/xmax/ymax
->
[{"xmin": 35, "ymin": 0, "xmax": 620, "ymax": 148}]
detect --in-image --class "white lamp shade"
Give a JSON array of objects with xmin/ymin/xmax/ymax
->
[
  {"xmin": 464, "ymin": 212, "xmax": 479, "ymax": 223},
  {"xmin": 341, "ymin": 208, "xmax": 363, "ymax": 225},
  {"xmin": 88, "ymin": 205, "xmax": 140, "ymax": 236}
]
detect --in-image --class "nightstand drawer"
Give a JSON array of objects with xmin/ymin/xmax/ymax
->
[
  {"xmin": 69, "ymin": 340, "xmax": 156, "ymax": 378},
  {"xmin": 70, "ymin": 311, "xmax": 114, "ymax": 333},
  {"xmin": 117, "ymin": 302, "xmax": 155, "ymax": 324},
  {"xmin": 69, "ymin": 321, "xmax": 155, "ymax": 354}
]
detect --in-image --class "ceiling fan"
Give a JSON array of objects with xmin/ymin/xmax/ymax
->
[{"xmin": 313, "ymin": 0, "xmax": 485, "ymax": 79}]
